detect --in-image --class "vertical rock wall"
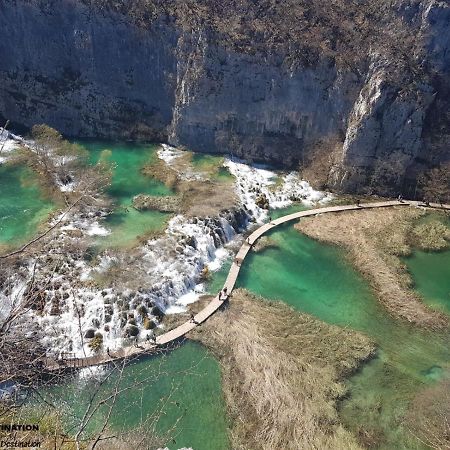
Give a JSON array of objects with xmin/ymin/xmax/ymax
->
[{"xmin": 0, "ymin": 0, "xmax": 448, "ymax": 194}]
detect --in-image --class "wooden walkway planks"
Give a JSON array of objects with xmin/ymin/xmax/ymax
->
[{"xmin": 43, "ymin": 200, "xmax": 449, "ymax": 371}]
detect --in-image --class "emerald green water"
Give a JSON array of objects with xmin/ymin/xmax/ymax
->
[
  {"xmin": 7, "ymin": 135, "xmax": 446, "ymax": 450},
  {"xmin": 236, "ymin": 221, "xmax": 450, "ymax": 449},
  {"xmin": 191, "ymin": 153, "xmax": 234, "ymax": 182},
  {"xmin": 80, "ymin": 141, "xmax": 174, "ymax": 248},
  {"xmin": 37, "ymin": 341, "xmax": 229, "ymax": 450},
  {"xmin": 0, "ymin": 163, "xmax": 54, "ymax": 249},
  {"xmin": 405, "ymin": 249, "xmax": 450, "ymax": 314}
]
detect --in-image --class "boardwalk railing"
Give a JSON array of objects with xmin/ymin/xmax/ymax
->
[{"xmin": 42, "ymin": 200, "xmax": 449, "ymax": 371}]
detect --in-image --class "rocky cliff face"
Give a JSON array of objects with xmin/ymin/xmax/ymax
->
[
  {"xmin": 0, "ymin": 0, "xmax": 448, "ymax": 195},
  {"xmin": 0, "ymin": 1, "xmax": 178, "ymax": 140}
]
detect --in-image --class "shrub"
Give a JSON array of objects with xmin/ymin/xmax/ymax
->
[
  {"xmin": 88, "ymin": 333, "xmax": 103, "ymax": 352},
  {"xmin": 144, "ymin": 317, "xmax": 156, "ymax": 330}
]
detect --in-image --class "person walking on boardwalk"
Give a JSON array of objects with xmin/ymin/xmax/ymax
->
[
  {"xmin": 190, "ymin": 313, "xmax": 199, "ymax": 324},
  {"xmin": 219, "ymin": 287, "xmax": 229, "ymax": 301},
  {"xmin": 147, "ymin": 332, "xmax": 157, "ymax": 345}
]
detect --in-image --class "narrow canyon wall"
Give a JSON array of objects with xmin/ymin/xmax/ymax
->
[
  {"xmin": 0, "ymin": 0, "xmax": 448, "ymax": 194},
  {"xmin": 0, "ymin": 0, "xmax": 178, "ymax": 140}
]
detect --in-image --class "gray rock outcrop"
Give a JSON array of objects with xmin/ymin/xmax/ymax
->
[{"xmin": 0, "ymin": 0, "xmax": 448, "ymax": 195}]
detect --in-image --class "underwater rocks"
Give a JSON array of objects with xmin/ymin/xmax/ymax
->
[{"xmin": 252, "ymin": 236, "xmax": 278, "ymax": 253}]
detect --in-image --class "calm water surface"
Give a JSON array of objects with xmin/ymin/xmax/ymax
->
[
  {"xmin": 0, "ymin": 163, "xmax": 54, "ymax": 248},
  {"xmin": 234, "ymin": 213, "xmax": 449, "ymax": 450}
]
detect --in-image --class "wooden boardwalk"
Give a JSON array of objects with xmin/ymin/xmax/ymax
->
[{"xmin": 44, "ymin": 200, "xmax": 449, "ymax": 371}]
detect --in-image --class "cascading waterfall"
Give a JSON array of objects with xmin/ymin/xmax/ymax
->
[
  {"xmin": 5, "ymin": 204, "xmax": 251, "ymax": 357},
  {"xmin": 0, "ymin": 128, "xmax": 20, "ymax": 164},
  {"xmin": 139, "ymin": 208, "xmax": 250, "ymax": 313},
  {"xmin": 0, "ymin": 135, "xmax": 330, "ymax": 357}
]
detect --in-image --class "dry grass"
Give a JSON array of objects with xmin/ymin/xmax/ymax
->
[
  {"xmin": 405, "ymin": 376, "xmax": 450, "ymax": 450},
  {"xmin": 142, "ymin": 157, "xmax": 180, "ymax": 190},
  {"xmin": 132, "ymin": 194, "xmax": 182, "ymax": 213},
  {"xmin": 191, "ymin": 289, "xmax": 374, "ymax": 450},
  {"xmin": 142, "ymin": 151, "xmax": 238, "ymax": 217},
  {"xmin": 177, "ymin": 178, "xmax": 238, "ymax": 217},
  {"xmin": 295, "ymin": 207, "xmax": 449, "ymax": 329}
]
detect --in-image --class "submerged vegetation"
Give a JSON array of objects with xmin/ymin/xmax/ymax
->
[
  {"xmin": 252, "ymin": 235, "xmax": 278, "ymax": 253},
  {"xmin": 405, "ymin": 377, "xmax": 450, "ymax": 450},
  {"xmin": 296, "ymin": 207, "xmax": 449, "ymax": 328},
  {"xmin": 192, "ymin": 288, "xmax": 374, "ymax": 450},
  {"xmin": 236, "ymin": 212, "xmax": 450, "ymax": 449},
  {"xmin": 0, "ymin": 163, "xmax": 55, "ymax": 252},
  {"xmin": 1, "ymin": 123, "xmax": 448, "ymax": 449},
  {"xmin": 411, "ymin": 218, "xmax": 450, "ymax": 251}
]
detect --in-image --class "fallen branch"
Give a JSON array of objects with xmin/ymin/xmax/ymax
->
[{"xmin": 0, "ymin": 196, "xmax": 82, "ymax": 259}]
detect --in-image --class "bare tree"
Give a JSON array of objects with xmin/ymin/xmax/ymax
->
[
  {"xmin": 369, "ymin": 151, "xmax": 411, "ymax": 197},
  {"xmin": 0, "ymin": 124, "xmax": 198, "ymax": 449},
  {"xmin": 419, "ymin": 162, "xmax": 450, "ymax": 204},
  {"xmin": 299, "ymin": 136, "xmax": 342, "ymax": 190},
  {"xmin": 0, "ymin": 270, "xmax": 197, "ymax": 449},
  {"xmin": 1, "ymin": 126, "xmax": 113, "ymax": 260},
  {"xmin": 0, "ymin": 260, "xmax": 53, "ymax": 392}
]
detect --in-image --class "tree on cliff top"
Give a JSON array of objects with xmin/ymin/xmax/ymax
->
[{"xmin": 79, "ymin": 0, "xmax": 422, "ymax": 78}]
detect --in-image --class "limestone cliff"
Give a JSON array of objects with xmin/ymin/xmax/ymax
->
[{"xmin": 0, "ymin": 0, "xmax": 448, "ymax": 195}]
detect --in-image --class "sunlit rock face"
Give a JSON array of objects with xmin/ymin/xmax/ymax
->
[{"xmin": 0, "ymin": 0, "xmax": 449, "ymax": 194}]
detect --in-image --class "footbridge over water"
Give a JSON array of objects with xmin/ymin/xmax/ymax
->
[{"xmin": 42, "ymin": 200, "xmax": 449, "ymax": 372}]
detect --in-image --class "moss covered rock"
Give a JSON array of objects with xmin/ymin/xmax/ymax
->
[
  {"xmin": 144, "ymin": 317, "xmax": 156, "ymax": 330},
  {"xmin": 125, "ymin": 325, "xmax": 139, "ymax": 337}
]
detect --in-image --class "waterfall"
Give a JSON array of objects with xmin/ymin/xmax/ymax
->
[{"xmin": 0, "ymin": 138, "xmax": 330, "ymax": 357}]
